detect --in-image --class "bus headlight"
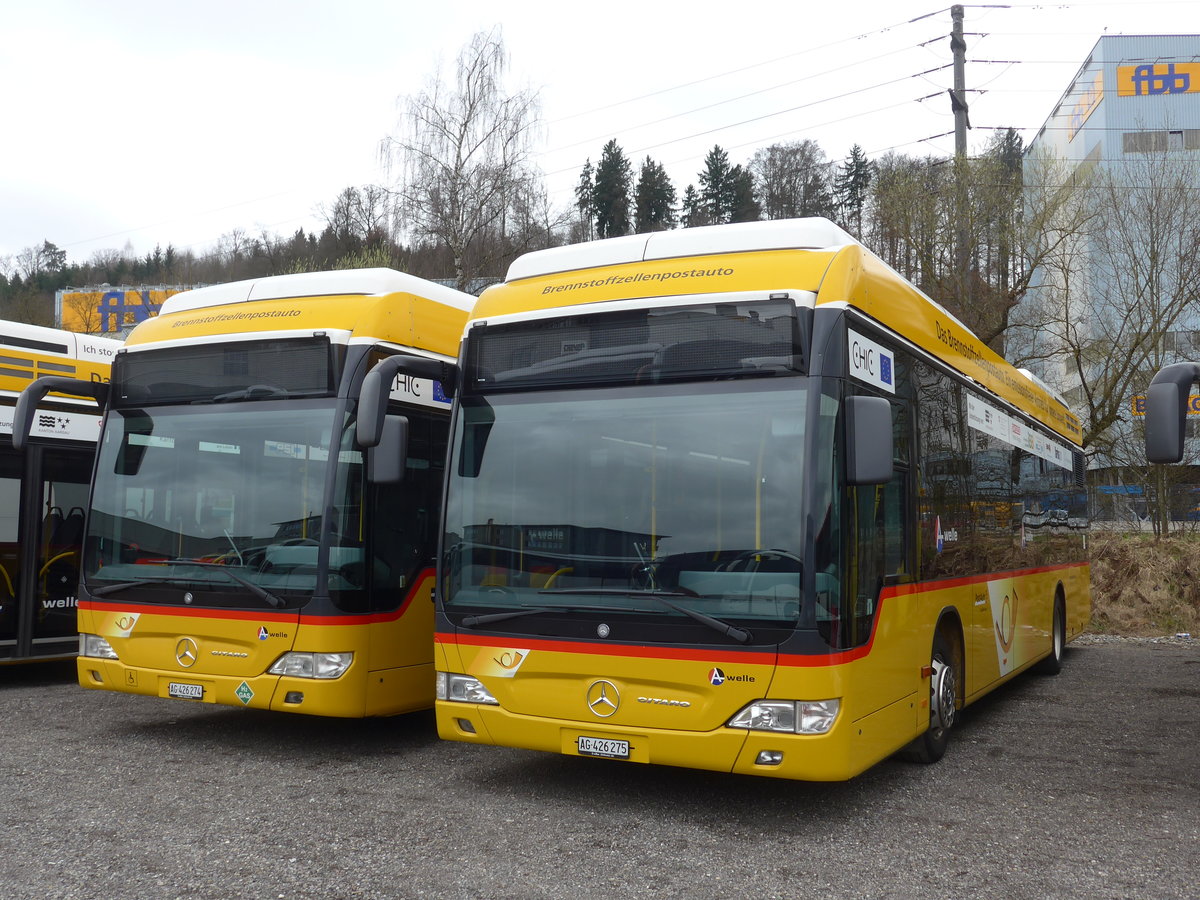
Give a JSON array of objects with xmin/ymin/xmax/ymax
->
[
  {"xmin": 79, "ymin": 633, "xmax": 118, "ymax": 660},
  {"xmin": 268, "ymin": 652, "xmax": 353, "ymax": 679},
  {"xmin": 436, "ymin": 671, "xmax": 499, "ymax": 705},
  {"xmin": 728, "ymin": 699, "xmax": 840, "ymax": 735}
]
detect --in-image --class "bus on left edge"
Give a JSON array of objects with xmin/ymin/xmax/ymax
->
[
  {"xmin": 13, "ymin": 269, "xmax": 474, "ymax": 716},
  {"xmin": 1, "ymin": 321, "xmax": 121, "ymax": 663}
]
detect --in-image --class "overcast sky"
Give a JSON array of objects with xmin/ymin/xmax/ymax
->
[{"xmin": 4, "ymin": 0, "xmax": 1200, "ymax": 269}]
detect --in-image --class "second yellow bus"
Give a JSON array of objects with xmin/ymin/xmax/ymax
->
[{"xmin": 16, "ymin": 269, "xmax": 473, "ymax": 716}]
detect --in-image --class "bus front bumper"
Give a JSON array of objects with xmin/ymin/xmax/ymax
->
[
  {"xmin": 435, "ymin": 699, "xmax": 876, "ymax": 782},
  {"xmin": 76, "ymin": 657, "xmax": 373, "ymax": 717}
]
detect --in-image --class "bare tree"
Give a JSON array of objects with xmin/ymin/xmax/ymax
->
[
  {"xmin": 319, "ymin": 185, "xmax": 395, "ymax": 249},
  {"xmin": 750, "ymin": 140, "xmax": 836, "ymax": 221},
  {"xmin": 1005, "ymin": 145, "xmax": 1200, "ymax": 535},
  {"xmin": 1010, "ymin": 148, "xmax": 1200, "ymax": 494},
  {"xmin": 15, "ymin": 240, "xmax": 66, "ymax": 282},
  {"xmin": 865, "ymin": 134, "xmax": 1093, "ymax": 350},
  {"xmin": 61, "ymin": 292, "xmax": 103, "ymax": 334},
  {"xmin": 381, "ymin": 29, "xmax": 543, "ymax": 291}
]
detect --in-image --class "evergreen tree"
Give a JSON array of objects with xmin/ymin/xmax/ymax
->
[
  {"xmin": 680, "ymin": 184, "xmax": 703, "ymax": 228},
  {"xmin": 698, "ymin": 145, "xmax": 735, "ymax": 225},
  {"xmin": 575, "ymin": 159, "xmax": 596, "ymax": 241},
  {"xmin": 593, "ymin": 139, "xmax": 633, "ymax": 239},
  {"xmin": 835, "ymin": 144, "xmax": 873, "ymax": 236},
  {"xmin": 634, "ymin": 157, "xmax": 677, "ymax": 232},
  {"xmin": 728, "ymin": 165, "xmax": 760, "ymax": 223}
]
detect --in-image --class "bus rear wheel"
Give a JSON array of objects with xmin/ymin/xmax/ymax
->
[{"xmin": 904, "ymin": 632, "xmax": 957, "ymax": 764}]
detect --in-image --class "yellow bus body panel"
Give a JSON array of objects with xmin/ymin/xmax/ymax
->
[
  {"xmin": 78, "ymin": 573, "xmax": 437, "ymax": 718},
  {"xmin": 437, "ymin": 563, "xmax": 1090, "ymax": 780}
]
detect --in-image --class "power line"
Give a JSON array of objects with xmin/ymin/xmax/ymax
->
[{"xmin": 546, "ymin": 7, "xmax": 953, "ymax": 126}]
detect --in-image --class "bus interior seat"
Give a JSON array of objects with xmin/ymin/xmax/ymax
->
[
  {"xmin": 42, "ymin": 507, "xmax": 64, "ymax": 544},
  {"xmin": 55, "ymin": 508, "xmax": 86, "ymax": 548}
]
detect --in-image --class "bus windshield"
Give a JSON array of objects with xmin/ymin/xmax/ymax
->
[
  {"xmin": 85, "ymin": 400, "xmax": 360, "ymax": 607},
  {"xmin": 442, "ymin": 379, "xmax": 808, "ymax": 630}
]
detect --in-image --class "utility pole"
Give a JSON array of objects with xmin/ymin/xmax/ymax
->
[
  {"xmin": 951, "ymin": 5, "xmax": 969, "ymax": 158},
  {"xmin": 950, "ymin": 5, "xmax": 970, "ymax": 290}
]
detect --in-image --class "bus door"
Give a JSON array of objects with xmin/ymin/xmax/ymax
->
[
  {"xmin": 0, "ymin": 443, "xmax": 93, "ymax": 661},
  {"xmin": 0, "ymin": 448, "xmax": 21, "ymax": 659}
]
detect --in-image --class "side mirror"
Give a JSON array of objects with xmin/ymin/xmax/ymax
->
[
  {"xmin": 846, "ymin": 395, "xmax": 894, "ymax": 485},
  {"xmin": 1145, "ymin": 362, "xmax": 1200, "ymax": 464},
  {"xmin": 367, "ymin": 415, "xmax": 409, "ymax": 484},
  {"xmin": 357, "ymin": 355, "xmax": 457, "ymax": 449},
  {"xmin": 13, "ymin": 376, "xmax": 109, "ymax": 452}
]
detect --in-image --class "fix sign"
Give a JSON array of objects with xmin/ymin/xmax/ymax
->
[{"xmin": 848, "ymin": 330, "xmax": 895, "ymax": 394}]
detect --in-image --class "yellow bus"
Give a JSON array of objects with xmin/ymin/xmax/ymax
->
[
  {"xmin": 425, "ymin": 219, "xmax": 1091, "ymax": 781},
  {"xmin": 1, "ymin": 321, "xmax": 120, "ymax": 663},
  {"xmin": 14, "ymin": 269, "xmax": 473, "ymax": 716}
]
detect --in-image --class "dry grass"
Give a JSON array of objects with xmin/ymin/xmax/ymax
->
[{"xmin": 1088, "ymin": 531, "xmax": 1200, "ymax": 636}]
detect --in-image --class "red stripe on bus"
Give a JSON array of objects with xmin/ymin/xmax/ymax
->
[
  {"xmin": 437, "ymin": 561, "xmax": 1087, "ymax": 668},
  {"xmin": 893, "ymin": 561, "xmax": 1087, "ymax": 595},
  {"xmin": 79, "ymin": 570, "xmax": 435, "ymax": 627}
]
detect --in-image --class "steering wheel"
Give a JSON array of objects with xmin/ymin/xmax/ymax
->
[{"xmin": 722, "ymin": 549, "xmax": 803, "ymax": 572}]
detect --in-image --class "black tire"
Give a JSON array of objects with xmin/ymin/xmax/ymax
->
[
  {"xmin": 1035, "ymin": 595, "xmax": 1066, "ymax": 676},
  {"xmin": 903, "ymin": 631, "xmax": 957, "ymax": 764}
]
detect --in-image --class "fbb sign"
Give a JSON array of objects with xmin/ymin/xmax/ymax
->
[{"xmin": 56, "ymin": 287, "xmax": 191, "ymax": 335}]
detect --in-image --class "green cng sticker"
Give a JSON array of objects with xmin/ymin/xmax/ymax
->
[{"xmin": 235, "ymin": 682, "xmax": 254, "ymax": 705}]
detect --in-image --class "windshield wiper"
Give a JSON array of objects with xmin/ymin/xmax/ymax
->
[
  {"xmin": 460, "ymin": 607, "xmax": 556, "ymax": 628},
  {"xmin": 459, "ymin": 601, "xmax": 622, "ymax": 629},
  {"xmin": 91, "ymin": 577, "xmax": 191, "ymax": 598},
  {"xmin": 165, "ymin": 559, "xmax": 286, "ymax": 609},
  {"xmin": 537, "ymin": 588, "xmax": 752, "ymax": 644}
]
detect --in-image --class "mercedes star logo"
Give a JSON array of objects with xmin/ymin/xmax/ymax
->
[
  {"xmin": 175, "ymin": 637, "xmax": 199, "ymax": 668},
  {"xmin": 586, "ymin": 680, "xmax": 620, "ymax": 718}
]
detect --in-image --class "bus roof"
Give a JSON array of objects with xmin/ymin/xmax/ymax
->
[
  {"xmin": 504, "ymin": 218, "xmax": 859, "ymax": 281},
  {"xmin": 476, "ymin": 219, "xmax": 1082, "ymax": 446},
  {"xmin": 159, "ymin": 268, "xmax": 475, "ymax": 315},
  {"xmin": 125, "ymin": 268, "xmax": 475, "ymax": 361}
]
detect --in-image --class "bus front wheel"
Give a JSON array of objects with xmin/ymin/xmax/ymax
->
[
  {"xmin": 1035, "ymin": 594, "xmax": 1066, "ymax": 676},
  {"xmin": 904, "ymin": 632, "xmax": 957, "ymax": 764}
]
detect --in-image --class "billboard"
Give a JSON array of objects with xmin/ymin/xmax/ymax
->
[
  {"xmin": 55, "ymin": 286, "xmax": 197, "ymax": 335},
  {"xmin": 1117, "ymin": 63, "xmax": 1200, "ymax": 97}
]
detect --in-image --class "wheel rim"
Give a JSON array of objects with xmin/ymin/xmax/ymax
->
[
  {"xmin": 930, "ymin": 656, "xmax": 956, "ymax": 734},
  {"xmin": 1054, "ymin": 605, "xmax": 1065, "ymax": 660}
]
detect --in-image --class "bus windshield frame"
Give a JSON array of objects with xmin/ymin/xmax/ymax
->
[
  {"xmin": 84, "ymin": 397, "xmax": 362, "ymax": 610},
  {"xmin": 441, "ymin": 376, "xmax": 821, "ymax": 643}
]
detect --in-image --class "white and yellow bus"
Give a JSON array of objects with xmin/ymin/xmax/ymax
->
[
  {"xmin": 15, "ymin": 269, "xmax": 473, "ymax": 716},
  {"xmin": 2, "ymin": 321, "xmax": 120, "ymax": 663},
  {"xmin": 425, "ymin": 219, "xmax": 1090, "ymax": 781}
]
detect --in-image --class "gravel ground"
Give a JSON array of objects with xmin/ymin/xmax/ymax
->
[{"xmin": 0, "ymin": 635, "xmax": 1196, "ymax": 900}]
